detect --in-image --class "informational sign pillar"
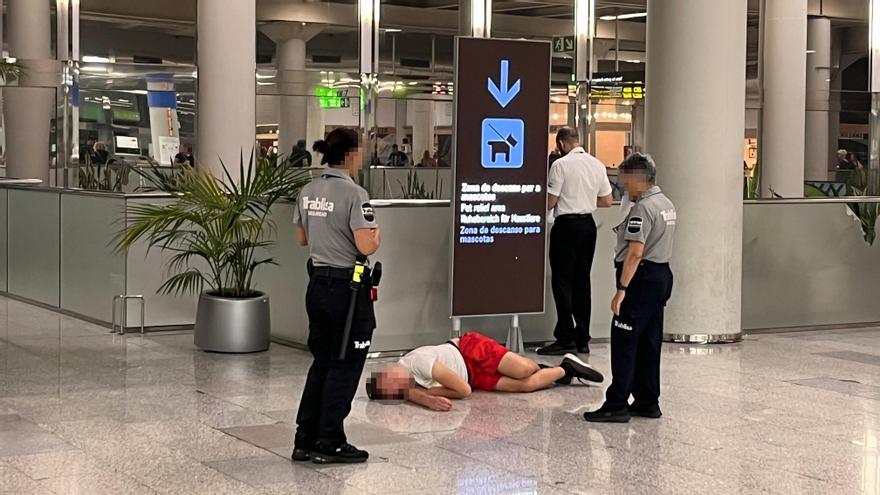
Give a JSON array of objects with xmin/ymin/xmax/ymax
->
[{"xmin": 450, "ymin": 38, "xmax": 551, "ymax": 350}]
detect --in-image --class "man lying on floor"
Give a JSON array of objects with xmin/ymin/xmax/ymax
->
[{"xmin": 366, "ymin": 332, "xmax": 603, "ymax": 411}]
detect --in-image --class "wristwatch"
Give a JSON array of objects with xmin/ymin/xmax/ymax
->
[{"xmin": 616, "ymin": 281, "xmax": 628, "ymax": 291}]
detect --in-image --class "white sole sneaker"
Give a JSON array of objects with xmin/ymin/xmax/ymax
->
[{"xmin": 562, "ymin": 353, "xmax": 604, "ymax": 383}]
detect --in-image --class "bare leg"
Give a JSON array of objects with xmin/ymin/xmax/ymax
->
[
  {"xmin": 494, "ymin": 368, "xmax": 566, "ymax": 393},
  {"xmin": 496, "ymin": 352, "xmax": 541, "ymax": 379}
]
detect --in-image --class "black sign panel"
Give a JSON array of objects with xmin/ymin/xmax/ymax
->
[{"xmin": 451, "ymin": 38, "xmax": 551, "ymax": 317}]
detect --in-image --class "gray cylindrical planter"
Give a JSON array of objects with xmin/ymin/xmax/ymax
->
[{"xmin": 194, "ymin": 291, "xmax": 271, "ymax": 353}]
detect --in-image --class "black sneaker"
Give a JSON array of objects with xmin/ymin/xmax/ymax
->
[
  {"xmin": 558, "ymin": 353, "xmax": 604, "ymax": 385},
  {"xmin": 311, "ymin": 442, "xmax": 369, "ymax": 464},
  {"xmin": 584, "ymin": 408, "xmax": 631, "ymax": 423},
  {"xmin": 291, "ymin": 448, "xmax": 311, "ymax": 462},
  {"xmin": 536, "ymin": 341, "xmax": 576, "ymax": 356},
  {"xmin": 629, "ymin": 404, "xmax": 662, "ymax": 419},
  {"xmin": 577, "ymin": 344, "xmax": 590, "ymax": 354}
]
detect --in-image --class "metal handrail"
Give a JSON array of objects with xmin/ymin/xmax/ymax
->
[{"xmin": 744, "ymin": 197, "xmax": 880, "ymax": 204}]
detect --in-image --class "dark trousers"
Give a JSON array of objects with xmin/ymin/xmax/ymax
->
[
  {"xmin": 295, "ymin": 275, "xmax": 375, "ymax": 447},
  {"xmin": 603, "ymin": 261, "xmax": 673, "ymax": 411},
  {"xmin": 549, "ymin": 214, "xmax": 598, "ymax": 347}
]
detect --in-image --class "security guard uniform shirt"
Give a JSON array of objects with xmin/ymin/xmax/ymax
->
[
  {"xmin": 294, "ymin": 167, "xmax": 377, "ymax": 268},
  {"xmin": 615, "ymin": 186, "xmax": 676, "ymax": 263}
]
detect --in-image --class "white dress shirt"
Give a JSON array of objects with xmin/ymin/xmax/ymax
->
[{"xmin": 547, "ymin": 147, "xmax": 613, "ymax": 217}]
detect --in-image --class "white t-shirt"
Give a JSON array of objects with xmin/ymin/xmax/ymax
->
[
  {"xmin": 398, "ymin": 343, "xmax": 468, "ymax": 389},
  {"xmin": 547, "ymin": 147, "xmax": 613, "ymax": 217}
]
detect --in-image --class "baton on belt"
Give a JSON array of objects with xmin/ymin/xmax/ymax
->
[{"xmin": 338, "ymin": 256, "xmax": 368, "ymax": 360}]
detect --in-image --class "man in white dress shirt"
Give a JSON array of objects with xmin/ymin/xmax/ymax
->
[{"xmin": 538, "ymin": 127, "xmax": 614, "ymax": 356}]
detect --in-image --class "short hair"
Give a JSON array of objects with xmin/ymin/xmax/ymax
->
[
  {"xmin": 365, "ymin": 370, "xmax": 406, "ymax": 401},
  {"xmin": 556, "ymin": 126, "xmax": 579, "ymax": 145},
  {"xmin": 619, "ymin": 152, "xmax": 657, "ymax": 183}
]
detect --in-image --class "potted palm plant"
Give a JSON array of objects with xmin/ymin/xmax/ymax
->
[{"xmin": 115, "ymin": 152, "xmax": 310, "ymax": 352}]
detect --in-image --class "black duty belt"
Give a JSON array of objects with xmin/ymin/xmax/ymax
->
[
  {"xmin": 615, "ymin": 260, "xmax": 670, "ymax": 269},
  {"xmin": 310, "ymin": 265, "xmax": 357, "ymax": 280},
  {"xmin": 556, "ymin": 213, "xmax": 594, "ymax": 220}
]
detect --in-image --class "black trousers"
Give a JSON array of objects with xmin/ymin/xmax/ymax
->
[
  {"xmin": 549, "ymin": 214, "xmax": 598, "ymax": 347},
  {"xmin": 603, "ymin": 261, "xmax": 673, "ymax": 411},
  {"xmin": 295, "ymin": 275, "xmax": 375, "ymax": 447}
]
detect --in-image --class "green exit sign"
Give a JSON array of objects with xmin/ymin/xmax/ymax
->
[
  {"xmin": 315, "ymin": 87, "xmax": 350, "ymax": 109},
  {"xmin": 553, "ymin": 36, "xmax": 575, "ymax": 54}
]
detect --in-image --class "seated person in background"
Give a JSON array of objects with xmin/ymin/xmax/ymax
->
[
  {"xmin": 367, "ymin": 332, "xmax": 603, "ymax": 411},
  {"xmin": 419, "ymin": 150, "xmax": 437, "ymax": 168},
  {"xmin": 387, "ymin": 144, "xmax": 409, "ymax": 167}
]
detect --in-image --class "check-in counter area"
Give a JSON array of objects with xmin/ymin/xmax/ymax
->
[{"xmin": 0, "ymin": 184, "xmax": 878, "ymax": 351}]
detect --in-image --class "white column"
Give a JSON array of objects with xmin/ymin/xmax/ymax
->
[
  {"xmin": 805, "ymin": 17, "xmax": 832, "ymax": 182},
  {"xmin": 4, "ymin": 0, "xmax": 54, "ymax": 182},
  {"xmin": 305, "ymin": 95, "xmax": 325, "ymax": 164},
  {"xmin": 278, "ymin": 38, "xmax": 308, "ymax": 158},
  {"xmin": 395, "ymin": 99, "xmax": 407, "ymax": 146},
  {"xmin": 761, "ymin": 0, "xmax": 807, "ymax": 197},
  {"xmin": 645, "ymin": 0, "xmax": 746, "ymax": 342},
  {"xmin": 261, "ymin": 23, "xmax": 321, "ymax": 159},
  {"xmin": 197, "ymin": 0, "xmax": 256, "ymax": 181},
  {"xmin": 411, "ymin": 99, "xmax": 435, "ymax": 164}
]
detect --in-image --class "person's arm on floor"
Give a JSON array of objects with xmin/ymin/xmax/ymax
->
[{"xmin": 406, "ymin": 388, "xmax": 453, "ymax": 411}]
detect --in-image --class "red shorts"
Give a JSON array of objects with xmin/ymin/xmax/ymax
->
[{"xmin": 458, "ymin": 332, "xmax": 509, "ymax": 391}]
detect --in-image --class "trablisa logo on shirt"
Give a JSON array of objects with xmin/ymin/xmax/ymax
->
[
  {"xmin": 362, "ymin": 203, "xmax": 375, "ymax": 222},
  {"xmin": 302, "ymin": 196, "xmax": 335, "ymax": 217}
]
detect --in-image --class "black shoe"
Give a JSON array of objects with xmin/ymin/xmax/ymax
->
[
  {"xmin": 584, "ymin": 408, "xmax": 631, "ymax": 423},
  {"xmin": 311, "ymin": 442, "xmax": 369, "ymax": 464},
  {"xmin": 577, "ymin": 344, "xmax": 590, "ymax": 354},
  {"xmin": 536, "ymin": 341, "xmax": 576, "ymax": 356},
  {"xmin": 558, "ymin": 353, "xmax": 604, "ymax": 385},
  {"xmin": 629, "ymin": 404, "xmax": 662, "ymax": 419},
  {"xmin": 291, "ymin": 448, "xmax": 311, "ymax": 462}
]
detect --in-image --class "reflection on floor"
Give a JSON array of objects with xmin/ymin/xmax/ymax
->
[{"xmin": 1, "ymin": 295, "xmax": 880, "ymax": 494}]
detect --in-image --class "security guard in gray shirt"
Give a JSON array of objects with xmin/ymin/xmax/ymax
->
[
  {"xmin": 585, "ymin": 153, "xmax": 676, "ymax": 423},
  {"xmin": 292, "ymin": 128, "xmax": 381, "ymax": 463}
]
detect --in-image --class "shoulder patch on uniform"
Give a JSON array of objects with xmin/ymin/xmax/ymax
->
[
  {"xmin": 627, "ymin": 216, "xmax": 643, "ymax": 234},
  {"xmin": 361, "ymin": 203, "xmax": 375, "ymax": 222}
]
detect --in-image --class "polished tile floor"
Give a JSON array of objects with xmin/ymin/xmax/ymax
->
[{"xmin": 1, "ymin": 296, "xmax": 880, "ymax": 494}]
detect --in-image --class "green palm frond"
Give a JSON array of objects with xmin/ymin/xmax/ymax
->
[
  {"xmin": 0, "ymin": 60, "xmax": 23, "ymax": 83},
  {"xmin": 115, "ymin": 150, "xmax": 309, "ymax": 297}
]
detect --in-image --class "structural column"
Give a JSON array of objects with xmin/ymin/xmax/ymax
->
[
  {"xmin": 761, "ymin": 0, "xmax": 807, "ymax": 197},
  {"xmin": 805, "ymin": 17, "xmax": 832, "ymax": 181},
  {"xmin": 197, "ymin": 0, "xmax": 256, "ymax": 181},
  {"xmin": 645, "ymin": 0, "xmax": 746, "ymax": 342},
  {"xmin": 261, "ymin": 23, "xmax": 321, "ymax": 159},
  {"xmin": 4, "ymin": 0, "xmax": 54, "ymax": 182},
  {"xmin": 411, "ymin": 99, "xmax": 435, "ymax": 163},
  {"xmin": 395, "ymin": 99, "xmax": 407, "ymax": 147}
]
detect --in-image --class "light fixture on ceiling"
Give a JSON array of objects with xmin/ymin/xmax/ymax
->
[
  {"xmin": 806, "ymin": 50, "xmax": 816, "ymax": 54},
  {"xmin": 82, "ymin": 55, "xmax": 111, "ymax": 63},
  {"xmin": 600, "ymin": 12, "xmax": 647, "ymax": 21},
  {"xmin": 384, "ymin": 28, "xmax": 402, "ymax": 33}
]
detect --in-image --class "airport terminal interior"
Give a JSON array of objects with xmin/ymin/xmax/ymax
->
[{"xmin": 1, "ymin": 0, "xmax": 880, "ymax": 493}]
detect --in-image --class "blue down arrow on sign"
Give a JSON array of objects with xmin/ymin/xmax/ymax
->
[{"xmin": 487, "ymin": 60, "xmax": 521, "ymax": 108}]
